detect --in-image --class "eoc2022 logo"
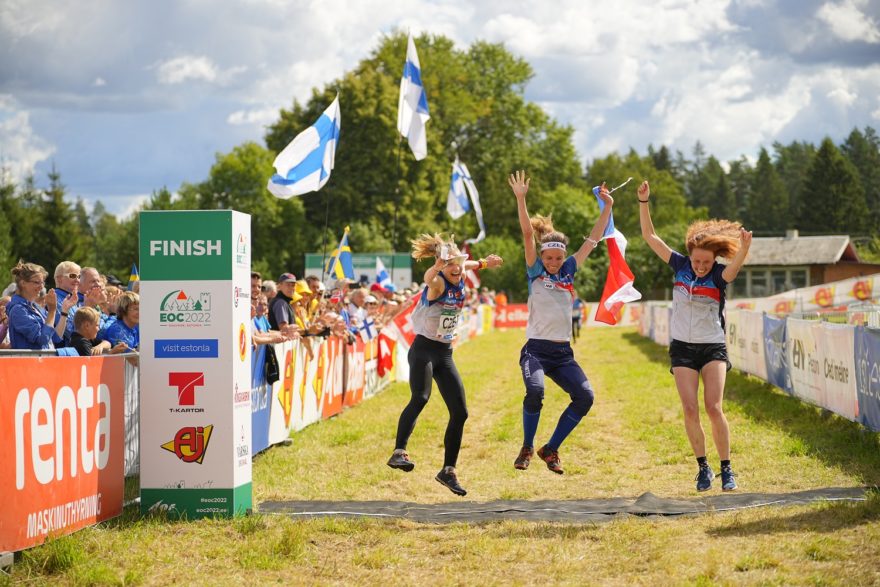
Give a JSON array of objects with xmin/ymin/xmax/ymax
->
[
  {"xmin": 159, "ymin": 290, "xmax": 212, "ymax": 326},
  {"xmin": 161, "ymin": 425, "xmax": 213, "ymax": 464}
]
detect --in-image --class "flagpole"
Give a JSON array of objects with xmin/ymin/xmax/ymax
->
[
  {"xmin": 390, "ymin": 136, "xmax": 403, "ymax": 285},
  {"xmin": 320, "ymin": 192, "xmax": 332, "ymax": 283}
]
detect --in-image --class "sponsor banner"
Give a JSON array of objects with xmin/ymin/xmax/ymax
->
[
  {"xmin": 816, "ymin": 323, "xmax": 858, "ymax": 421},
  {"xmin": 139, "ymin": 210, "xmax": 252, "ymax": 518},
  {"xmin": 786, "ymin": 319, "xmax": 823, "ymax": 406},
  {"xmin": 139, "ymin": 211, "xmax": 232, "ymax": 281},
  {"xmin": 481, "ymin": 305, "xmax": 494, "ymax": 334},
  {"xmin": 268, "ymin": 339, "xmax": 297, "ymax": 446},
  {"xmin": 321, "ymin": 337, "xmax": 345, "ymax": 419},
  {"xmin": 250, "ymin": 360, "xmax": 272, "ymax": 456},
  {"xmin": 762, "ymin": 314, "xmax": 791, "ymax": 393},
  {"xmin": 140, "ymin": 484, "xmax": 252, "ymax": 519},
  {"xmin": 376, "ymin": 332, "xmax": 396, "ymax": 382},
  {"xmin": 1, "ymin": 357, "xmax": 125, "ymax": 552},
  {"xmin": 494, "ymin": 303, "xmax": 529, "ymax": 329},
  {"xmin": 740, "ymin": 310, "xmax": 768, "ymax": 380},
  {"xmin": 855, "ymin": 326, "xmax": 880, "ymax": 432},
  {"xmin": 726, "ymin": 309, "xmax": 747, "ymax": 370},
  {"xmin": 651, "ymin": 305, "xmax": 670, "ymax": 346},
  {"xmin": 292, "ymin": 339, "xmax": 323, "ymax": 431},
  {"xmin": 343, "ymin": 337, "xmax": 366, "ymax": 408}
]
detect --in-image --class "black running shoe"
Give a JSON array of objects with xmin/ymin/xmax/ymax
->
[
  {"xmin": 435, "ymin": 469, "xmax": 467, "ymax": 496},
  {"xmin": 721, "ymin": 466, "xmax": 737, "ymax": 491},
  {"xmin": 695, "ymin": 465, "xmax": 715, "ymax": 492},
  {"xmin": 514, "ymin": 446, "xmax": 534, "ymax": 470},
  {"xmin": 386, "ymin": 451, "xmax": 415, "ymax": 472},
  {"xmin": 536, "ymin": 445, "xmax": 563, "ymax": 475}
]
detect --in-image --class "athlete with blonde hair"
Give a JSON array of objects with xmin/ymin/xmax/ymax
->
[
  {"xmin": 637, "ymin": 180, "xmax": 751, "ymax": 492},
  {"xmin": 387, "ymin": 234, "xmax": 502, "ymax": 496}
]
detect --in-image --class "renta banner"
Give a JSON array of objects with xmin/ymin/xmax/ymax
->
[
  {"xmin": 0, "ymin": 357, "xmax": 125, "ymax": 552},
  {"xmin": 139, "ymin": 210, "xmax": 252, "ymax": 518}
]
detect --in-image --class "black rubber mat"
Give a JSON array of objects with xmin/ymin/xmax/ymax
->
[{"xmin": 259, "ymin": 487, "xmax": 868, "ymax": 523}]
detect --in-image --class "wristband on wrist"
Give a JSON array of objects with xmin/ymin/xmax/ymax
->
[
  {"xmin": 585, "ymin": 237, "xmax": 598, "ymax": 248},
  {"xmin": 638, "ymin": 198, "xmax": 649, "ymax": 203},
  {"xmin": 60, "ymin": 311, "xmax": 68, "ymax": 317}
]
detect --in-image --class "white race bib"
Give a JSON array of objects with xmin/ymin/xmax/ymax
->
[{"xmin": 436, "ymin": 305, "xmax": 459, "ymax": 340}]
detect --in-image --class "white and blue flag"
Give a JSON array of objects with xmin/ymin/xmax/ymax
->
[
  {"xmin": 447, "ymin": 158, "xmax": 486, "ymax": 243},
  {"xmin": 376, "ymin": 257, "xmax": 393, "ymax": 289},
  {"xmin": 268, "ymin": 95, "xmax": 340, "ymax": 198},
  {"xmin": 397, "ymin": 34, "xmax": 430, "ymax": 160},
  {"xmin": 360, "ymin": 316, "xmax": 378, "ymax": 341}
]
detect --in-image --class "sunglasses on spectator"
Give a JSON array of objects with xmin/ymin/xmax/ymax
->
[{"xmin": 65, "ymin": 273, "xmax": 81, "ymax": 280}]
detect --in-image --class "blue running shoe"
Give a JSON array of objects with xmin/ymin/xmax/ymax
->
[
  {"xmin": 721, "ymin": 466, "xmax": 737, "ymax": 491},
  {"xmin": 695, "ymin": 465, "xmax": 715, "ymax": 492}
]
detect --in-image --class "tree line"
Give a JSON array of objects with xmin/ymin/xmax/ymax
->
[{"xmin": 2, "ymin": 32, "xmax": 878, "ymax": 302}]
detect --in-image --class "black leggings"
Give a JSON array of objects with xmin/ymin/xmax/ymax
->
[{"xmin": 395, "ymin": 335, "xmax": 468, "ymax": 468}]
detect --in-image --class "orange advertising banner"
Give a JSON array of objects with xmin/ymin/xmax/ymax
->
[
  {"xmin": 494, "ymin": 304, "xmax": 529, "ymax": 329},
  {"xmin": 0, "ymin": 356, "xmax": 125, "ymax": 552}
]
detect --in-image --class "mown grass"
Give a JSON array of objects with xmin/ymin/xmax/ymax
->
[{"xmin": 5, "ymin": 327, "xmax": 880, "ymax": 586}]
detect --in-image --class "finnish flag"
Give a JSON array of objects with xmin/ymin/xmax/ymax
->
[
  {"xmin": 376, "ymin": 257, "xmax": 393, "ymax": 289},
  {"xmin": 447, "ymin": 158, "xmax": 486, "ymax": 243},
  {"xmin": 268, "ymin": 95, "xmax": 340, "ymax": 198},
  {"xmin": 446, "ymin": 159, "xmax": 470, "ymax": 219},
  {"xmin": 397, "ymin": 34, "xmax": 430, "ymax": 160}
]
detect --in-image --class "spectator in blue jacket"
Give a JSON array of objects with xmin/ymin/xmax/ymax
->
[
  {"xmin": 105, "ymin": 291, "xmax": 139, "ymax": 350},
  {"xmin": 7, "ymin": 261, "xmax": 77, "ymax": 350},
  {"xmin": 52, "ymin": 260, "xmax": 83, "ymax": 346}
]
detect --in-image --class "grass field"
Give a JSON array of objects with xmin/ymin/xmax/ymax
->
[{"xmin": 6, "ymin": 327, "xmax": 880, "ymax": 586}]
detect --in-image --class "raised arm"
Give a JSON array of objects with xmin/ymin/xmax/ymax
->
[
  {"xmin": 637, "ymin": 181, "xmax": 673, "ymax": 264},
  {"xmin": 722, "ymin": 228, "xmax": 752, "ymax": 283},
  {"xmin": 463, "ymin": 254, "xmax": 503, "ymax": 272},
  {"xmin": 422, "ymin": 257, "xmax": 449, "ymax": 301},
  {"xmin": 509, "ymin": 170, "xmax": 537, "ymax": 267},
  {"xmin": 573, "ymin": 183, "xmax": 612, "ymax": 266}
]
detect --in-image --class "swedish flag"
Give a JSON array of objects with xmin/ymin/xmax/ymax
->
[
  {"xmin": 127, "ymin": 263, "xmax": 139, "ymax": 291},
  {"xmin": 325, "ymin": 226, "xmax": 355, "ymax": 280}
]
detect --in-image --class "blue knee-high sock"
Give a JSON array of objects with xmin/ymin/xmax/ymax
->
[
  {"xmin": 523, "ymin": 409, "xmax": 540, "ymax": 448},
  {"xmin": 546, "ymin": 406, "xmax": 583, "ymax": 451}
]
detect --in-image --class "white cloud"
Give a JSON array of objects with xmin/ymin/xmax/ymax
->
[
  {"xmin": 155, "ymin": 55, "xmax": 246, "ymax": 86},
  {"xmin": 817, "ymin": 0, "xmax": 880, "ymax": 43},
  {"xmin": 93, "ymin": 77, "xmax": 106, "ymax": 87},
  {"xmin": 0, "ymin": 94, "xmax": 55, "ymax": 182},
  {"xmin": 227, "ymin": 107, "xmax": 277, "ymax": 126}
]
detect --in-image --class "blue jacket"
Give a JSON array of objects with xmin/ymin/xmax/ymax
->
[
  {"xmin": 105, "ymin": 319, "xmax": 139, "ymax": 350},
  {"xmin": 53, "ymin": 288, "xmax": 83, "ymax": 346},
  {"xmin": 7, "ymin": 294, "xmax": 56, "ymax": 350}
]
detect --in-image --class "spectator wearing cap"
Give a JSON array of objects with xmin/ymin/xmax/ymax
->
[
  {"xmin": 269, "ymin": 272, "xmax": 296, "ymax": 333},
  {"xmin": 370, "ymin": 282, "xmax": 394, "ymax": 301},
  {"xmin": 53, "ymin": 260, "xmax": 83, "ymax": 346}
]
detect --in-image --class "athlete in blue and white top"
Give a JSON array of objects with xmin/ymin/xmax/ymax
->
[
  {"xmin": 509, "ymin": 170, "xmax": 614, "ymax": 475},
  {"xmin": 388, "ymin": 234, "xmax": 503, "ymax": 496},
  {"xmin": 638, "ymin": 179, "xmax": 751, "ymax": 493}
]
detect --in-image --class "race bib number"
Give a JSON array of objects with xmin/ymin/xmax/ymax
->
[{"xmin": 436, "ymin": 306, "xmax": 459, "ymax": 340}]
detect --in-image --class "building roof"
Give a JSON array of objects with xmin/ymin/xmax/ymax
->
[{"xmin": 745, "ymin": 231, "xmax": 860, "ymax": 266}]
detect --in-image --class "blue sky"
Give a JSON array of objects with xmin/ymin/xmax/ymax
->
[{"xmin": 1, "ymin": 0, "xmax": 879, "ymax": 218}]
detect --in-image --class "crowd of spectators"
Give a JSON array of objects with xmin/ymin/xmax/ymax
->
[
  {"xmin": 2, "ymin": 260, "xmax": 138, "ymax": 354},
  {"xmin": 1, "ymin": 259, "xmax": 502, "ymax": 356}
]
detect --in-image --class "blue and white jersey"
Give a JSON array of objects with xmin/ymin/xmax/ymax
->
[
  {"xmin": 668, "ymin": 251, "xmax": 727, "ymax": 344},
  {"xmin": 411, "ymin": 272, "xmax": 466, "ymax": 342},
  {"xmin": 526, "ymin": 256, "xmax": 577, "ymax": 342}
]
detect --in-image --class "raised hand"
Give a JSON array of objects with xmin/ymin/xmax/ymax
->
[
  {"xmin": 61, "ymin": 289, "xmax": 78, "ymax": 314},
  {"xmin": 638, "ymin": 180, "xmax": 650, "ymax": 201},
  {"xmin": 508, "ymin": 170, "xmax": 530, "ymax": 199},
  {"xmin": 740, "ymin": 227, "xmax": 753, "ymax": 248},
  {"xmin": 485, "ymin": 254, "xmax": 503, "ymax": 268},
  {"xmin": 45, "ymin": 289, "xmax": 58, "ymax": 311},
  {"xmin": 597, "ymin": 182, "xmax": 613, "ymax": 207}
]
